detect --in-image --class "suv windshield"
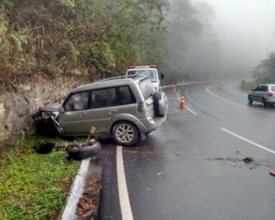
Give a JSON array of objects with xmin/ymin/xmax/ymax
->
[
  {"xmin": 138, "ymin": 79, "xmax": 155, "ymax": 99},
  {"xmin": 127, "ymin": 69, "xmax": 158, "ymax": 82}
]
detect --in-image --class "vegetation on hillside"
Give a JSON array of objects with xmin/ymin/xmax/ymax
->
[
  {"xmin": 0, "ymin": 0, "xmax": 218, "ymax": 85},
  {"xmin": 1, "ymin": 0, "xmax": 272, "ymax": 85},
  {"xmin": 0, "ymin": 0, "xmax": 168, "ymax": 81}
]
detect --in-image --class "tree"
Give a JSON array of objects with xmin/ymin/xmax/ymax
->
[
  {"xmin": 0, "ymin": 0, "xmax": 168, "ymax": 81},
  {"xmin": 252, "ymin": 52, "xmax": 275, "ymax": 82},
  {"xmin": 162, "ymin": 0, "xmax": 203, "ymax": 84}
]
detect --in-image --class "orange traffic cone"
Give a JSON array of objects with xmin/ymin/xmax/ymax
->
[
  {"xmin": 172, "ymin": 85, "xmax": 177, "ymax": 94},
  {"xmin": 180, "ymin": 95, "xmax": 185, "ymax": 110}
]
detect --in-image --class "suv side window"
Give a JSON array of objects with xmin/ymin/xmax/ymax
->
[
  {"xmin": 108, "ymin": 88, "xmax": 118, "ymax": 106},
  {"xmin": 118, "ymin": 86, "xmax": 136, "ymax": 105},
  {"xmin": 64, "ymin": 91, "xmax": 89, "ymax": 111},
  {"xmin": 91, "ymin": 89, "xmax": 108, "ymax": 108}
]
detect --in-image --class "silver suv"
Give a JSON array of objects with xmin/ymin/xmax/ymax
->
[
  {"xmin": 34, "ymin": 75, "xmax": 168, "ymax": 146},
  {"xmin": 248, "ymin": 84, "xmax": 275, "ymax": 107}
]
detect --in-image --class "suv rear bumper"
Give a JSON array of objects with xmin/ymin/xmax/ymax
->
[
  {"xmin": 266, "ymin": 97, "xmax": 275, "ymax": 103},
  {"xmin": 137, "ymin": 116, "xmax": 166, "ymax": 134}
]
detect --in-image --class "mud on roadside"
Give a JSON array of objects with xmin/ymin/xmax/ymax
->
[{"xmin": 75, "ymin": 156, "xmax": 103, "ymax": 220}]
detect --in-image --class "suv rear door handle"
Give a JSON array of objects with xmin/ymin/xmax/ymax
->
[{"xmin": 109, "ymin": 109, "xmax": 117, "ymax": 115}]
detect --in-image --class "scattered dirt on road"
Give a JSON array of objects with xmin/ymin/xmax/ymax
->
[
  {"xmin": 208, "ymin": 157, "xmax": 254, "ymax": 163},
  {"xmin": 242, "ymin": 157, "xmax": 254, "ymax": 163}
]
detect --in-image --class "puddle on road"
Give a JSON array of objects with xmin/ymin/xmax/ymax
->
[{"xmin": 207, "ymin": 157, "xmax": 272, "ymax": 170}]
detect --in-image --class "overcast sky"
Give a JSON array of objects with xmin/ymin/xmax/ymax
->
[
  {"xmin": 205, "ymin": 0, "xmax": 275, "ymax": 52},
  {"xmin": 192, "ymin": 0, "xmax": 275, "ymax": 77}
]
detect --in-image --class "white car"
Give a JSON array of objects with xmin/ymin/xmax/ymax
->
[{"xmin": 248, "ymin": 84, "xmax": 275, "ymax": 107}]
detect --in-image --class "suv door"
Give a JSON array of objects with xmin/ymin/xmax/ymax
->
[
  {"xmin": 59, "ymin": 88, "xmax": 118, "ymax": 135},
  {"xmin": 251, "ymin": 85, "xmax": 263, "ymax": 102},
  {"xmin": 255, "ymin": 85, "xmax": 268, "ymax": 102}
]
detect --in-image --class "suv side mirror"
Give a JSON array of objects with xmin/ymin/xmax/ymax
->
[{"xmin": 160, "ymin": 73, "xmax": 164, "ymax": 80}]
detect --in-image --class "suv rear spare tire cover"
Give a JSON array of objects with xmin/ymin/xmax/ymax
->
[{"xmin": 153, "ymin": 91, "xmax": 166, "ymax": 117}]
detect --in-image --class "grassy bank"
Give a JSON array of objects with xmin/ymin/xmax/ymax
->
[
  {"xmin": 240, "ymin": 80, "xmax": 258, "ymax": 92},
  {"xmin": 0, "ymin": 136, "xmax": 80, "ymax": 220}
]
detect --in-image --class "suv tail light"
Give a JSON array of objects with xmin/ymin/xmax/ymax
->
[
  {"xmin": 268, "ymin": 91, "xmax": 273, "ymax": 97},
  {"xmin": 137, "ymin": 101, "xmax": 146, "ymax": 113}
]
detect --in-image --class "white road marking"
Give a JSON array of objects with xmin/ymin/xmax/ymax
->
[
  {"xmin": 116, "ymin": 146, "xmax": 134, "ymax": 220},
  {"xmin": 186, "ymin": 106, "xmax": 197, "ymax": 115},
  {"xmin": 221, "ymin": 128, "xmax": 275, "ymax": 155}
]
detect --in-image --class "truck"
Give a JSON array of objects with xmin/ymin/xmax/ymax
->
[{"xmin": 125, "ymin": 65, "xmax": 164, "ymax": 91}]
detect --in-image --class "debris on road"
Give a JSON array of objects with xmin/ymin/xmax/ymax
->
[
  {"xmin": 242, "ymin": 157, "xmax": 254, "ymax": 163},
  {"xmin": 269, "ymin": 171, "xmax": 275, "ymax": 177}
]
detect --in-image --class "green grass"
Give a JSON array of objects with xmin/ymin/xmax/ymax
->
[
  {"xmin": 240, "ymin": 80, "xmax": 258, "ymax": 92},
  {"xmin": 0, "ymin": 136, "xmax": 80, "ymax": 220}
]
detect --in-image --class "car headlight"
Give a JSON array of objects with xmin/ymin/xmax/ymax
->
[{"xmin": 41, "ymin": 111, "xmax": 51, "ymax": 120}]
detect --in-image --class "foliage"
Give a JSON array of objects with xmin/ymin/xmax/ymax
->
[
  {"xmin": 0, "ymin": 136, "xmax": 79, "ymax": 219},
  {"xmin": 0, "ymin": 0, "xmax": 218, "ymax": 85},
  {"xmin": 252, "ymin": 52, "xmax": 275, "ymax": 83},
  {"xmin": 241, "ymin": 52, "xmax": 275, "ymax": 89},
  {"xmin": 0, "ymin": 0, "xmax": 169, "ymax": 81},
  {"xmin": 162, "ymin": 0, "xmax": 204, "ymax": 83},
  {"xmin": 240, "ymin": 80, "xmax": 258, "ymax": 92}
]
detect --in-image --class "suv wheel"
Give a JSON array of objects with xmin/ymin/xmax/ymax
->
[
  {"xmin": 112, "ymin": 121, "xmax": 139, "ymax": 146},
  {"xmin": 66, "ymin": 142, "xmax": 101, "ymax": 160},
  {"xmin": 262, "ymin": 98, "xmax": 268, "ymax": 107}
]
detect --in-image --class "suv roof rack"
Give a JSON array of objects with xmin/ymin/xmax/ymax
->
[
  {"xmin": 95, "ymin": 74, "xmax": 149, "ymax": 83},
  {"xmin": 95, "ymin": 75, "xmax": 126, "ymax": 83}
]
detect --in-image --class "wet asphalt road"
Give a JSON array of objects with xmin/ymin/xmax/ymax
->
[{"xmin": 99, "ymin": 81, "xmax": 275, "ymax": 220}]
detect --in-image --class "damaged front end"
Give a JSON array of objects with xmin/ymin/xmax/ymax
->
[{"xmin": 33, "ymin": 105, "xmax": 64, "ymax": 135}]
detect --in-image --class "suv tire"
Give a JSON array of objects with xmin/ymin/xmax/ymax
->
[
  {"xmin": 262, "ymin": 98, "xmax": 268, "ymax": 107},
  {"xmin": 153, "ymin": 91, "xmax": 166, "ymax": 117},
  {"xmin": 248, "ymin": 95, "xmax": 253, "ymax": 105},
  {"xmin": 67, "ymin": 142, "xmax": 101, "ymax": 160},
  {"xmin": 112, "ymin": 121, "xmax": 139, "ymax": 146}
]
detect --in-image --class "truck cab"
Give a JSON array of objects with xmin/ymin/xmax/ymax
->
[{"xmin": 126, "ymin": 65, "xmax": 164, "ymax": 91}]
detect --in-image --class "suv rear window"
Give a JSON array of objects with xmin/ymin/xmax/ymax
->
[
  {"xmin": 271, "ymin": 86, "xmax": 275, "ymax": 92},
  {"xmin": 118, "ymin": 86, "xmax": 136, "ymax": 105},
  {"xmin": 138, "ymin": 79, "xmax": 155, "ymax": 99}
]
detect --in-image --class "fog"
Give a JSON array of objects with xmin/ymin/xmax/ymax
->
[
  {"xmin": 166, "ymin": 0, "xmax": 275, "ymax": 81},
  {"xmin": 202, "ymin": 0, "xmax": 275, "ymax": 79}
]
